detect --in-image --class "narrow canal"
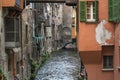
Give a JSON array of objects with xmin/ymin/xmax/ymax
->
[{"xmin": 35, "ymin": 49, "xmax": 80, "ymax": 80}]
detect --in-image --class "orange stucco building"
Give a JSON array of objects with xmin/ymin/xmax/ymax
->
[{"xmin": 78, "ymin": 0, "xmax": 120, "ymax": 80}]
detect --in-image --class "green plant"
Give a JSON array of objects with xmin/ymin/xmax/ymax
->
[
  {"xmin": 24, "ymin": 76, "xmax": 30, "ymax": 80},
  {"xmin": 0, "ymin": 68, "xmax": 7, "ymax": 80},
  {"xmin": 29, "ymin": 51, "xmax": 50, "ymax": 80},
  {"xmin": 30, "ymin": 59, "xmax": 38, "ymax": 80},
  {"xmin": 40, "ymin": 51, "xmax": 50, "ymax": 66}
]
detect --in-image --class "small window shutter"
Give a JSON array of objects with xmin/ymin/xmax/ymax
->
[
  {"xmin": 80, "ymin": 1, "xmax": 86, "ymax": 21},
  {"xmin": 108, "ymin": 0, "xmax": 113, "ymax": 21},
  {"xmin": 118, "ymin": 0, "xmax": 120, "ymax": 21},
  {"xmin": 95, "ymin": 0, "xmax": 99, "ymax": 21},
  {"xmin": 113, "ymin": 0, "xmax": 119, "ymax": 22}
]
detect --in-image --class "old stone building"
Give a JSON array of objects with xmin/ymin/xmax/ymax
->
[
  {"xmin": 0, "ymin": 0, "xmax": 24, "ymax": 80},
  {"xmin": 0, "ymin": 0, "xmax": 76, "ymax": 80}
]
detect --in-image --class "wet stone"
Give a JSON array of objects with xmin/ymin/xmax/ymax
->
[{"xmin": 35, "ymin": 49, "xmax": 80, "ymax": 80}]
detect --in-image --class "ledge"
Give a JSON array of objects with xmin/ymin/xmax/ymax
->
[
  {"xmin": 118, "ymin": 66, "xmax": 120, "ymax": 70},
  {"xmin": 102, "ymin": 69, "xmax": 114, "ymax": 71}
]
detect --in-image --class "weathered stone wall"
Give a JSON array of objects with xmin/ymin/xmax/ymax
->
[
  {"xmin": 0, "ymin": 5, "xmax": 8, "ymax": 74},
  {"xmin": 34, "ymin": 3, "xmax": 64, "ymax": 51},
  {"xmin": 21, "ymin": 3, "xmax": 34, "ymax": 79}
]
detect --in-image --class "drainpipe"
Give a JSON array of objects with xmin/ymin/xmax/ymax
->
[
  {"xmin": 0, "ymin": 0, "xmax": 4, "ymax": 71},
  {"xmin": 32, "ymin": 3, "xmax": 35, "ymax": 38},
  {"xmin": 0, "ymin": 0, "xmax": 2, "ymax": 68}
]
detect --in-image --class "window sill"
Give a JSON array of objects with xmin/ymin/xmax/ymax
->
[
  {"xmin": 86, "ymin": 19, "xmax": 95, "ymax": 22},
  {"xmin": 118, "ymin": 66, "xmax": 120, "ymax": 70},
  {"xmin": 102, "ymin": 68, "xmax": 114, "ymax": 71},
  {"xmin": 85, "ymin": 21, "xmax": 99, "ymax": 24}
]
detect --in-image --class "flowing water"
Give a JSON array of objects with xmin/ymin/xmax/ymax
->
[{"xmin": 35, "ymin": 49, "xmax": 80, "ymax": 80}]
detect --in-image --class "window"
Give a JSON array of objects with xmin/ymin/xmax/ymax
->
[
  {"xmin": 5, "ymin": 17, "xmax": 20, "ymax": 42},
  {"xmin": 103, "ymin": 56, "xmax": 113, "ymax": 69},
  {"xmin": 25, "ymin": 25, "xmax": 28, "ymax": 44},
  {"xmin": 86, "ymin": 2, "xmax": 95, "ymax": 22},
  {"xmin": 80, "ymin": 1, "xmax": 98, "ymax": 22}
]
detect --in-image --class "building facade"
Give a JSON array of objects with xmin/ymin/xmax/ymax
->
[
  {"xmin": 78, "ymin": 0, "xmax": 120, "ymax": 80},
  {"xmin": 0, "ymin": 0, "xmax": 24, "ymax": 80}
]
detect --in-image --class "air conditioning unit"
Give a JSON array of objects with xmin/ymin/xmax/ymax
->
[{"xmin": 5, "ymin": 17, "xmax": 20, "ymax": 48}]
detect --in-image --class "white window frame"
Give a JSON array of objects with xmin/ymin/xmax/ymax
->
[{"xmin": 86, "ymin": 2, "xmax": 95, "ymax": 22}]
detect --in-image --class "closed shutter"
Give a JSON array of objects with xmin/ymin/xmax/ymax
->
[
  {"xmin": 95, "ymin": 0, "xmax": 99, "ymax": 21},
  {"xmin": 108, "ymin": 0, "xmax": 113, "ymax": 21},
  {"xmin": 80, "ymin": 1, "xmax": 86, "ymax": 21},
  {"xmin": 113, "ymin": 0, "xmax": 119, "ymax": 22}
]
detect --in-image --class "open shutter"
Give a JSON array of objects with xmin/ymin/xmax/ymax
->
[
  {"xmin": 113, "ymin": 0, "xmax": 119, "ymax": 22},
  {"xmin": 108, "ymin": 0, "xmax": 113, "ymax": 21},
  {"xmin": 118, "ymin": 0, "xmax": 120, "ymax": 21},
  {"xmin": 95, "ymin": 0, "xmax": 99, "ymax": 21},
  {"xmin": 80, "ymin": 1, "xmax": 86, "ymax": 22}
]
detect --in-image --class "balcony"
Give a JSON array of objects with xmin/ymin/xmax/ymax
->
[{"xmin": 5, "ymin": 17, "xmax": 20, "ymax": 48}]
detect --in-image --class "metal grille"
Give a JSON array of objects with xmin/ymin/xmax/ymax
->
[{"xmin": 5, "ymin": 17, "xmax": 19, "ymax": 42}]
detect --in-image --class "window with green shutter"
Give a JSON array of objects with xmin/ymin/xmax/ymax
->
[{"xmin": 80, "ymin": 1, "xmax": 98, "ymax": 22}]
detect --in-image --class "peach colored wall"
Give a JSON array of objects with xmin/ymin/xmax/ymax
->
[
  {"xmin": 85, "ymin": 64, "xmax": 114, "ymax": 80},
  {"xmin": 78, "ymin": 23, "xmax": 101, "ymax": 51},
  {"xmin": 102, "ymin": 46, "xmax": 114, "ymax": 55},
  {"xmin": 114, "ymin": 23, "xmax": 120, "ymax": 80},
  {"xmin": 78, "ymin": 0, "xmax": 115, "ymax": 52},
  {"xmin": 80, "ymin": 51, "xmax": 101, "ymax": 64},
  {"xmin": 80, "ymin": 50, "xmax": 114, "ymax": 80}
]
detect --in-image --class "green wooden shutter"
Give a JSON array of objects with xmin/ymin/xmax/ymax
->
[
  {"xmin": 108, "ymin": 0, "xmax": 113, "ymax": 21},
  {"xmin": 80, "ymin": 1, "xmax": 86, "ymax": 22},
  {"xmin": 95, "ymin": 0, "xmax": 99, "ymax": 21},
  {"xmin": 113, "ymin": 0, "xmax": 119, "ymax": 22},
  {"xmin": 118, "ymin": 0, "xmax": 120, "ymax": 21}
]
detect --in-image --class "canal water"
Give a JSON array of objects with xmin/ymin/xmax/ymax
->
[{"xmin": 35, "ymin": 49, "xmax": 80, "ymax": 80}]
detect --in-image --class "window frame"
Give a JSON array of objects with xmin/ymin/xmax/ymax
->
[
  {"xmin": 79, "ymin": 1, "xmax": 98, "ymax": 22},
  {"xmin": 86, "ymin": 1, "xmax": 96, "ymax": 22},
  {"xmin": 103, "ymin": 55, "xmax": 113, "ymax": 69}
]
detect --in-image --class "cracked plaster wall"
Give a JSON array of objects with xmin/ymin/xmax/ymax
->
[{"xmin": 95, "ymin": 20, "xmax": 112, "ymax": 45}]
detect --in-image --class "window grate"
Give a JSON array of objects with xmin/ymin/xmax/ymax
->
[
  {"xmin": 5, "ymin": 17, "xmax": 19, "ymax": 42},
  {"xmin": 103, "ymin": 56, "xmax": 113, "ymax": 69}
]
